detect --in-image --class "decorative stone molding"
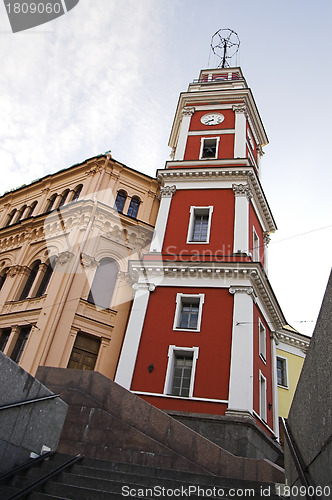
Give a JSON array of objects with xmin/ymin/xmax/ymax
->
[
  {"xmin": 257, "ymin": 145, "xmax": 265, "ymax": 157},
  {"xmin": 132, "ymin": 283, "xmax": 155, "ymax": 293},
  {"xmin": 232, "ymin": 104, "xmax": 247, "ymax": 115},
  {"xmin": 54, "ymin": 251, "xmax": 74, "ymax": 265},
  {"xmin": 181, "ymin": 107, "xmax": 195, "ymax": 117},
  {"xmin": 7, "ymin": 265, "xmax": 29, "ymax": 277},
  {"xmin": 159, "ymin": 185, "xmax": 176, "ymax": 199},
  {"xmin": 80, "ymin": 253, "xmax": 99, "ymax": 269},
  {"xmin": 263, "ymin": 232, "xmax": 271, "ymax": 246},
  {"xmin": 229, "ymin": 286, "xmax": 257, "ymax": 303},
  {"xmin": 232, "ymin": 183, "xmax": 253, "ymax": 199},
  {"xmin": 169, "ymin": 148, "xmax": 176, "ymax": 160}
]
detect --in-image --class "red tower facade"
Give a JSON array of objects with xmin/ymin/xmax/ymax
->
[{"xmin": 115, "ymin": 67, "xmax": 286, "ymax": 440}]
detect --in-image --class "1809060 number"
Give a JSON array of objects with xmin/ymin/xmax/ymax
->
[{"xmin": 6, "ymin": 3, "xmax": 62, "ymax": 14}]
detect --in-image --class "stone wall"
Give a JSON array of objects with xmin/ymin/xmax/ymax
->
[
  {"xmin": 0, "ymin": 352, "xmax": 67, "ymax": 473},
  {"xmin": 36, "ymin": 366, "xmax": 284, "ymax": 483},
  {"xmin": 285, "ymin": 271, "xmax": 332, "ymax": 498}
]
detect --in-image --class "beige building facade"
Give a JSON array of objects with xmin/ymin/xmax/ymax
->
[{"xmin": 0, "ymin": 153, "xmax": 159, "ymax": 379}]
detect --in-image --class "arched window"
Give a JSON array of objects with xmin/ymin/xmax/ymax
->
[
  {"xmin": 87, "ymin": 257, "xmax": 118, "ymax": 309},
  {"xmin": 15, "ymin": 205, "xmax": 27, "ymax": 224},
  {"xmin": 72, "ymin": 184, "xmax": 83, "ymax": 202},
  {"xmin": 127, "ymin": 196, "xmax": 140, "ymax": 219},
  {"xmin": 58, "ymin": 189, "xmax": 70, "ymax": 208},
  {"xmin": 19, "ymin": 260, "xmax": 40, "ymax": 300},
  {"xmin": 24, "ymin": 201, "xmax": 38, "ymax": 219},
  {"xmin": 5, "ymin": 209, "xmax": 17, "ymax": 227},
  {"xmin": 0, "ymin": 268, "xmax": 8, "ymax": 292},
  {"xmin": 45, "ymin": 194, "xmax": 57, "ymax": 213},
  {"xmin": 35, "ymin": 257, "xmax": 55, "ymax": 297},
  {"xmin": 114, "ymin": 191, "xmax": 127, "ymax": 213}
]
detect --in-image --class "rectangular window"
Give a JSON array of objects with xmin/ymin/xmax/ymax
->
[
  {"xmin": 259, "ymin": 371, "xmax": 267, "ymax": 422},
  {"xmin": 172, "ymin": 353, "xmax": 193, "ymax": 397},
  {"xmin": 10, "ymin": 326, "xmax": 31, "ymax": 363},
  {"xmin": 253, "ymin": 227, "xmax": 260, "ymax": 261},
  {"xmin": 200, "ymin": 137, "xmax": 219, "ymax": 159},
  {"xmin": 187, "ymin": 206, "xmax": 213, "ymax": 244},
  {"xmin": 164, "ymin": 345, "xmax": 199, "ymax": 398},
  {"xmin": 259, "ymin": 319, "xmax": 266, "ymax": 362},
  {"xmin": 277, "ymin": 356, "xmax": 288, "ymax": 388},
  {"xmin": 173, "ymin": 293, "xmax": 205, "ymax": 332},
  {"xmin": 0, "ymin": 328, "xmax": 11, "ymax": 352}
]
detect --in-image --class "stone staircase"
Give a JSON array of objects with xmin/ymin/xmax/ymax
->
[{"xmin": 0, "ymin": 453, "xmax": 286, "ymax": 499}]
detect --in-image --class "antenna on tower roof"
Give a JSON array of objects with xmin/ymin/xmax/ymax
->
[{"xmin": 210, "ymin": 29, "xmax": 240, "ymax": 68}]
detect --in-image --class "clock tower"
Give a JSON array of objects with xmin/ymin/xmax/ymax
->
[{"xmin": 115, "ymin": 66, "xmax": 285, "ymax": 444}]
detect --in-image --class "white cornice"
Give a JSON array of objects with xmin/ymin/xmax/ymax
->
[
  {"xmin": 157, "ymin": 165, "xmax": 277, "ymax": 233},
  {"xmin": 129, "ymin": 260, "xmax": 286, "ymax": 330},
  {"xmin": 169, "ymin": 87, "xmax": 268, "ymax": 151}
]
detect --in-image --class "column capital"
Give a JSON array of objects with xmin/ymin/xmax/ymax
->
[
  {"xmin": 159, "ymin": 185, "xmax": 176, "ymax": 199},
  {"xmin": 232, "ymin": 104, "xmax": 247, "ymax": 115},
  {"xmin": 132, "ymin": 282, "xmax": 155, "ymax": 293},
  {"xmin": 80, "ymin": 253, "xmax": 99, "ymax": 269},
  {"xmin": 232, "ymin": 183, "xmax": 253, "ymax": 199},
  {"xmin": 263, "ymin": 232, "xmax": 271, "ymax": 246},
  {"xmin": 229, "ymin": 285, "xmax": 257, "ymax": 303},
  {"xmin": 7, "ymin": 265, "xmax": 29, "ymax": 277},
  {"xmin": 181, "ymin": 106, "xmax": 195, "ymax": 117},
  {"xmin": 54, "ymin": 251, "xmax": 74, "ymax": 265}
]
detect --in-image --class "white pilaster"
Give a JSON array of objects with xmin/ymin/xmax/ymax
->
[
  {"xmin": 233, "ymin": 105, "xmax": 247, "ymax": 158},
  {"xmin": 227, "ymin": 286, "xmax": 255, "ymax": 417},
  {"xmin": 232, "ymin": 183, "xmax": 252, "ymax": 254},
  {"xmin": 174, "ymin": 107, "xmax": 195, "ymax": 160},
  {"xmin": 270, "ymin": 333, "xmax": 280, "ymax": 439},
  {"xmin": 150, "ymin": 186, "xmax": 176, "ymax": 253},
  {"xmin": 263, "ymin": 232, "xmax": 271, "ymax": 274},
  {"xmin": 115, "ymin": 283, "xmax": 155, "ymax": 389}
]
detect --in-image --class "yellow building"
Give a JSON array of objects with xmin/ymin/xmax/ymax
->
[
  {"xmin": 0, "ymin": 153, "xmax": 159, "ymax": 379},
  {"xmin": 276, "ymin": 325, "xmax": 310, "ymax": 418}
]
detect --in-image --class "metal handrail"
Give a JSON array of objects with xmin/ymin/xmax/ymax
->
[
  {"xmin": 7, "ymin": 454, "xmax": 84, "ymax": 500},
  {"xmin": 0, "ymin": 393, "xmax": 60, "ymax": 411},
  {"xmin": 0, "ymin": 451, "xmax": 54, "ymax": 483},
  {"xmin": 281, "ymin": 417, "xmax": 316, "ymax": 500}
]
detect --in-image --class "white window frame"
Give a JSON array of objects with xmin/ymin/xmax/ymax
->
[
  {"xmin": 277, "ymin": 355, "xmax": 289, "ymax": 389},
  {"xmin": 173, "ymin": 293, "xmax": 205, "ymax": 332},
  {"xmin": 187, "ymin": 206, "xmax": 213, "ymax": 244},
  {"xmin": 259, "ymin": 318, "xmax": 266, "ymax": 363},
  {"xmin": 163, "ymin": 345, "xmax": 199, "ymax": 398},
  {"xmin": 259, "ymin": 370, "xmax": 267, "ymax": 422},
  {"xmin": 252, "ymin": 227, "xmax": 260, "ymax": 261},
  {"xmin": 199, "ymin": 137, "xmax": 220, "ymax": 159}
]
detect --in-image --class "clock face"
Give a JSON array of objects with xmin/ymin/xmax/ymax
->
[{"xmin": 201, "ymin": 113, "xmax": 224, "ymax": 126}]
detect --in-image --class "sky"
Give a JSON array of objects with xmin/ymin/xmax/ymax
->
[{"xmin": 0, "ymin": 0, "xmax": 331, "ymax": 336}]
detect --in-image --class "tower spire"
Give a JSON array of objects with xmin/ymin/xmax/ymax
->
[{"xmin": 210, "ymin": 28, "xmax": 240, "ymax": 68}]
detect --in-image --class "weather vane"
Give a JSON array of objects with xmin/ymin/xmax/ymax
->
[{"xmin": 210, "ymin": 29, "xmax": 240, "ymax": 68}]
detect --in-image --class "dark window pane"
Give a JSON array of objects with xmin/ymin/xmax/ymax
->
[
  {"xmin": 115, "ymin": 192, "xmax": 127, "ymax": 212},
  {"xmin": 10, "ymin": 327, "xmax": 31, "ymax": 363},
  {"xmin": 87, "ymin": 258, "xmax": 118, "ymax": 309},
  {"xmin": 127, "ymin": 198, "xmax": 140, "ymax": 218}
]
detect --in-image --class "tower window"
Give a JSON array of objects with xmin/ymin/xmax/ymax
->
[
  {"xmin": 259, "ymin": 371, "xmax": 267, "ymax": 422},
  {"xmin": 164, "ymin": 345, "xmax": 199, "ymax": 399},
  {"xmin": 5, "ymin": 209, "xmax": 17, "ymax": 227},
  {"xmin": 10, "ymin": 326, "xmax": 31, "ymax": 363},
  {"xmin": 58, "ymin": 189, "xmax": 70, "ymax": 209},
  {"xmin": 187, "ymin": 206, "xmax": 213, "ymax": 244},
  {"xmin": 200, "ymin": 137, "xmax": 219, "ymax": 159},
  {"xmin": 259, "ymin": 319, "xmax": 266, "ymax": 362},
  {"xmin": 173, "ymin": 293, "xmax": 205, "ymax": 332},
  {"xmin": 252, "ymin": 227, "xmax": 260, "ymax": 261},
  {"xmin": 24, "ymin": 201, "xmax": 38, "ymax": 219},
  {"xmin": 277, "ymin": 357, "xmax": 288, "ymax": 388},
  {"xmin": 114, "ymin": 191, "xmax": 127, "ymax": 213},
  {"xmin": 127, "ymin": 197, "xmax": 140, "ymax": 218}
]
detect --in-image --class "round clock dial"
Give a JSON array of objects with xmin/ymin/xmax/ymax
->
[{"xmin": 201, "ymin": 113, "xmax": 224, "ymax": 126}]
